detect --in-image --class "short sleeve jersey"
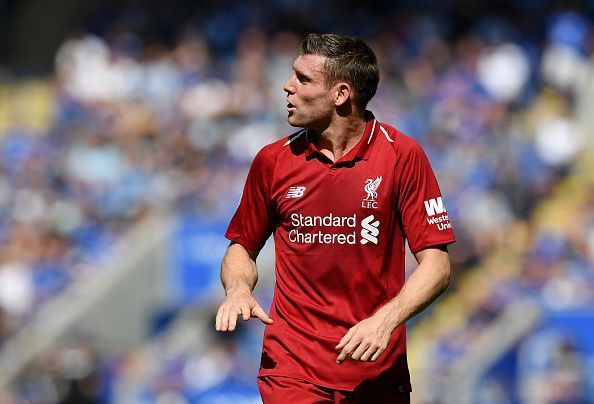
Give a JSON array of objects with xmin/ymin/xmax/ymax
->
[{"xmin": 226, "ymin": 112, "xmax": 455, "ymax": 393}]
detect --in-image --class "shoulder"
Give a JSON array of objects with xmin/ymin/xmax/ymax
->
[
  {"xmin": 251, "ymin": 129, "xmax": 306, "ymax": 170},
  {"xmin": 376, "ymin": 121, "xmax": 426, "ymax": 159},
  {"xmin": 256, "ymin": 128, "xmax": 307, "ymax": 158}
]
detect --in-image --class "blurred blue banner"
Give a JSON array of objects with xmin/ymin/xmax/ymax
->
[{"xmin": 172, "ymin": 214, "xmax": 229, "ymax": 304}]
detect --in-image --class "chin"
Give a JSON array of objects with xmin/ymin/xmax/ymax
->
[
  {"xmin": 287, "ymin": 115, "xmax": 302, "ymax": 127},
  {"xmin": 287, "ymin": 113, "xmax": 317, "ymax": 129}
]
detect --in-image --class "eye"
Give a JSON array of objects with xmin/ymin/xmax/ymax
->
[{"xmin": 296, "ymin": 73, "xmax": 308, "ymax": 84}]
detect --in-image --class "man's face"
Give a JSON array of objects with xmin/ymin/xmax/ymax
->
[{"xmin": 283, "ymin": 54, "xmax": 336, "ymax": 129}]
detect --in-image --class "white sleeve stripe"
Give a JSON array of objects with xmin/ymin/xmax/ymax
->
[
  {"xmin": 379, "ymin": 125, "xmax": 394, "ymax": 143},
  {"xmin": 283, "ymin": 129, "xmax": 307, "ymax": 146}
]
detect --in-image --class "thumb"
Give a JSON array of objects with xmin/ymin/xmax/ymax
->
[{"xmin": 252, "ymin": 303, "xmax": 274, "ymax": 325}]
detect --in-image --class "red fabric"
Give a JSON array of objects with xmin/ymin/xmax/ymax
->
[
  {"xmin": 258, "ymin": 376, "xmax": 411, "ymax": 404},
  {"xmin": 226, "ymin": 112, "xmax": 455, "ymax": 392}
]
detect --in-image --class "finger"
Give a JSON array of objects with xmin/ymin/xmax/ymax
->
[
  {"xmin": 336, "ymin": 349, "xmax": 349, "ymax": 364},
  {"xmin": 240, "ymin": 304, "xmax": 251, "ymax": 321},
  {"xmin": 350, "ymin": 341, "xmax": 371, "ymax": 361},
  {"xmin": 336, "ymin": 338, "xmax": 361, "ymax": 364},
  {"xmin": 335, "ymin": 327, "xmax": 356, "ymax": 350},
  {"xmin": 215, "ymin": 305, "xmax": 224, "ymax": 331},
  {"xmin": 359, "ymin": 345, "xmax": 379, "ymax": 362},
  {"xmin": 252, "ymin": 304, "xmax": 273, "ymax": 325},
  {"xmin": 219, "ymin": 305, "xmax": 230, "ymax": 331},
  {"xmin": 221, "ymin": 303, "xmax": 236, "ymax": 331},
  {"xmin": 227, "ymin": 308, "xmax": 241, "ymax": 331},
  {"xmin": 370, "ymin": 346, "xmax": 386, "ymax": 362}
]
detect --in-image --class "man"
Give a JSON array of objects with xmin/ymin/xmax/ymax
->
[{"xmin": 215, "ymin": 33, "xmax": 455, "ymax": 403}]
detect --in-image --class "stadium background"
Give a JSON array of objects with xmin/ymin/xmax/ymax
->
[{"xmin": 0, "ymin": 0, "xmax": 593, "ymax": 402}]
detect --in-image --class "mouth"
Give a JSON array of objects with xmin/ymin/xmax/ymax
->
[{"xmin": 287, "ymin": 101, "xmax": 296, "ymax": 112}]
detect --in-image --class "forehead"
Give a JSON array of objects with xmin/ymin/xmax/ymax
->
[{"xmin": 293, "ymin": 54, "xmax": 327, "ymax": 79}]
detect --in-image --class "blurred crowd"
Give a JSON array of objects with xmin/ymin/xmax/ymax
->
[
  {"xmin": 0, "ymin": 1, "xmax": 593, "ymax": 402},
  {"xmin": 0, "ymin": 24, "xmax": 295, "ymax": 344}
]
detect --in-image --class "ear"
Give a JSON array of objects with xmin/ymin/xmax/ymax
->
[{"xmin": 334, "ymin": 82, "xmax": 352, "ymax": 107}]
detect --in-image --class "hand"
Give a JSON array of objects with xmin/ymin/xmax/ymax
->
[
  {"xmin": 335, "ymin": 313, "xmax": 394, "ymax": 364},
  {"xmin": 215, "ymin": 289, "xmax": 273, "ymax": 332}
]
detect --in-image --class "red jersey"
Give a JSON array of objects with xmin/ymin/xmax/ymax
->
[{"xmin": 225, "ymin": 112, "xmax": 455, "ymax": 393}]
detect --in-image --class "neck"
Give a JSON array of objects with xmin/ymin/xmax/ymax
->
[{"xmin": 312, "ymin": 110, "xmax": 367, "ymax": 162}]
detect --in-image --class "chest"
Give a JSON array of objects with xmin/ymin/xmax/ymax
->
[{"xmin": 272, "ymin": 157, "xmax": 397, "ymax": 226}]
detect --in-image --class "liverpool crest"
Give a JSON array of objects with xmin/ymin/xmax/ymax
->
[{"xmin": 362, "ymin": 176, "xmax": 382, "ymax": 208}]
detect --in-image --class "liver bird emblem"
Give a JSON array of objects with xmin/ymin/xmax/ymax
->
[{"xmin": 364, "ymin": 176, "xmax": 382, "ymax": 201}]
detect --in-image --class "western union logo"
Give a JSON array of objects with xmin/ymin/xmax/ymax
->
[{"xmin": 424, "ymin": 197, "xmax": 446, "ymax": 216}]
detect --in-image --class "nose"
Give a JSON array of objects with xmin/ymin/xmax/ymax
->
[{"xmin": 284, "ymin": 74, "xmax": 296, "ymax": 95}]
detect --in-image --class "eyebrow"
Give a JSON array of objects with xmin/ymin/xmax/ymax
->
[{"xmin": 292, "ymin": 66, "xmax": 312, "ymax": 81}]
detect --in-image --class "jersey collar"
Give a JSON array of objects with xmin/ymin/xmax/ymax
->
[
  {"xmin": 304, "ymin": 111, "xmax": 379, "ymax": 163},
  {"xmin": 354, "ymin": 111, "xmax": 379, "ymax": 161}
]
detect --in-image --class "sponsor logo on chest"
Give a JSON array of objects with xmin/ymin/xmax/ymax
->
[
  {"xmin": 360, "ymin": 215, "xmax": 380, "ymax": 244},
  {"xmin": 288, "ymin": 213, "xmax": 380, "ymax": 245},
  {"xmin": 283, "ymin": 175, "xmax": 385, "ymax": 245}
]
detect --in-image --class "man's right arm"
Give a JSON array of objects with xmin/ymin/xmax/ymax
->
[{"xmin": 215, "ymin": 242, "xmax": 273, "ymax": 332}]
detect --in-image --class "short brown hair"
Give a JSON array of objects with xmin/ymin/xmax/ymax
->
[{"xmin": 299, "ymin": 33, "xmax": 379, "ymax": 110}]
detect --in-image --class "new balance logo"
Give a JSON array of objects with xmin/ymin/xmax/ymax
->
[
  {"xmin": 286, "ymin": 186, "xmax": 306, "ymax": 199},
  {"xmin": 424, "ymin": 197, "xmax": 446, "ymax": 216},
  {"xmin": 360, "ymin": 215, "xmax": 380, "ymax": 245}
]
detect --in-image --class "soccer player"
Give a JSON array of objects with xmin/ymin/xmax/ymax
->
[{"xmin": 215, "ymin": 33, "xmax": 455, "ymax": 403}]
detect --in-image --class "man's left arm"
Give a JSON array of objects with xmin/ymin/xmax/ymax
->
[{"xmin": 336, "ymin": 245, "xmax": 451, "ymax": 364}]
